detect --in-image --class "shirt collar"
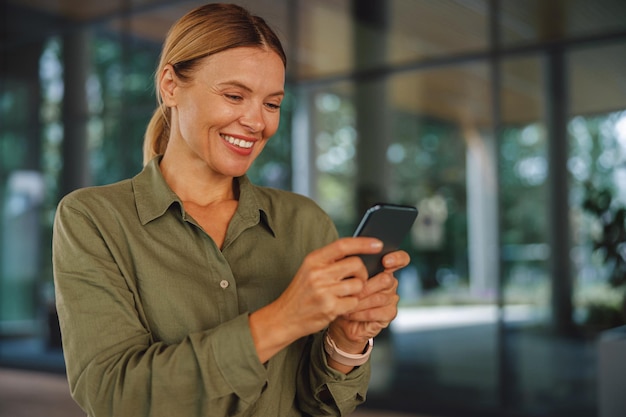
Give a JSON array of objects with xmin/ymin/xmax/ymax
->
[{"xmin": 132, "ymin": 156, "xmax": 275, "ymax": 236}]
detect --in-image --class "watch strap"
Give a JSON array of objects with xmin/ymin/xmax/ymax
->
[{"xmin": 323, "ymin": 332, "xmax": 374, "ymax": 367}]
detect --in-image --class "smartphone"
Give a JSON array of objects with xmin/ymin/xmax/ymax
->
[{"xmin": 353, "ymin": 203, "xmax": 418, "ymax": 277}]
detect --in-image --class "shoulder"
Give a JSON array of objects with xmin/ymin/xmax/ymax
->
[
  {"xmin": 56, "ymin": 179, "xmax": 134, "ymax": 220},
  {"xmin": 251, "ymin": 184, "xmax": 329, "ymax": 221}
]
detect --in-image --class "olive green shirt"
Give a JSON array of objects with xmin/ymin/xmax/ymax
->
[{"xmin": 53, "ymin": 157, "xmax": 370, "ymax": 417}]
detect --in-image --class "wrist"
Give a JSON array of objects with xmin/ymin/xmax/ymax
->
[
  {"xmin": 249, "ymin": 306, "xmax": 296, "ymax": 363},
  {"xmin": 323, "ymin": 331, "xmax": 373, "ymax": 367}
]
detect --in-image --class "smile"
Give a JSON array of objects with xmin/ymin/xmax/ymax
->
[{"xmin": 221, "ymin": 134, "xmax": 254, "ymax": 149}]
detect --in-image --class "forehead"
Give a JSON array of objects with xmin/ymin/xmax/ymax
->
[{"xmin": 194, "ymin": 47, "xmax": 285, "ymax": 88}]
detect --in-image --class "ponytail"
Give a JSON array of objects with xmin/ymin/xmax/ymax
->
[{"xmin": 142, "ymin": 106, "xmax": 170, "ymax": 166}]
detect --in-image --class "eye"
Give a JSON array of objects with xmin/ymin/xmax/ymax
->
[
  {"xmin": 265, "ymin": 102, "xmax": 281, "ymax": 111},
  {"xmin": 225, "ymin": 94, "xmax": 243, "ymax": 102}
]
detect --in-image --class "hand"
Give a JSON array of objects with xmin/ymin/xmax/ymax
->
[
  {"xmin": 249, "ymin": 237, "xmax": 383, "ymax": 362},
  {"xmin": 327, "ymin": 249, "xmax": 409, "ymax": 353}
]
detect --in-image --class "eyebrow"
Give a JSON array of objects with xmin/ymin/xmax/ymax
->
[{"xmin": 217, "ymin": 81, "xmax": 284, "ymax": 97}]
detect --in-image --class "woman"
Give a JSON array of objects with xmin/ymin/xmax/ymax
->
[{"xmin": 53, "ymin": 3, "xmax": 408, "ymax": 416}]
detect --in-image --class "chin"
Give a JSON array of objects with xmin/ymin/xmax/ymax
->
[{"xmin": 221, "ymin": 164, "xmax": 252, "ymax": 179}]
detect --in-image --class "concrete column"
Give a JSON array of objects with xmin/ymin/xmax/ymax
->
[
  {"xmin": 466, "ymin": 128, "xmax": 499, "ymax": 296},
  {"xmin": 292, "ymin": 88, "xmax": 316, "ymax": 198},
  {"xmin": 60, "ymin": 29, "xmax": 91, "ymax": 197},
  {"xmin": 545, "ymin": 47, "xmax": 574, "ymax": 335},
  {"xmin": 352, "ymin": 0, "xmax": 391, "ymax": 215}
]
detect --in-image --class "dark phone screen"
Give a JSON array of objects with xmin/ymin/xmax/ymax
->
[{"xmin": 353, "ymin": 203, "xmax": 418, "ymax": 277}]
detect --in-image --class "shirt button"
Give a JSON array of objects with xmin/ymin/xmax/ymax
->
[{"xmin": 219, "ymin": 280, "xmax": 229, "ymax": 289}]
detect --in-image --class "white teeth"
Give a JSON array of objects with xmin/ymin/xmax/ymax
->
[{"xmin": 222, "ymin": 134, "xmax": 253, "ymax": 149}]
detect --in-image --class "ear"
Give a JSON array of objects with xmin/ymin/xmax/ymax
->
[{"xmin": 159, "ymin": 64, "xmax": 178, "ymax": 107}]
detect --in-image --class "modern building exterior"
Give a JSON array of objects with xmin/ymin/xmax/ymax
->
[{"xmin": 1, "ymin": 1, "xmax": 626, "ymax": 416}]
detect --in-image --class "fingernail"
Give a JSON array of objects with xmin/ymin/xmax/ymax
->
[{"xmin": 372, "ymin": 240, "xmax": 383, "ymax": 249}]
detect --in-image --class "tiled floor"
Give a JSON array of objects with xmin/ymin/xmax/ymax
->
[
  {"xmin": 0, "ymin": 369, "xmax": 84, "ymax": 417},
  {"xmin": 0, "ymin": 308, "xmax": 602, "ymax": 417},
  {"xmin": 0, "ymin": 368, "xmax": 426, "ymax": 417}
]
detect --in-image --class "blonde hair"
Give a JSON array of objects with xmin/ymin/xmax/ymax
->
[{"xmin": 142, "ymin": 3, "xmax": 287, "ymax": 165}]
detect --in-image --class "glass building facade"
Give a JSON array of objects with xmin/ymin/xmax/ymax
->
[{"xmin": 1, "ymin": 1, "xmax": 626, "ymax": 416}]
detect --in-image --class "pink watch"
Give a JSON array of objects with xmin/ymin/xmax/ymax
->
[{"xmin": 323, "ymin": 332, "xmax": 374, "ymax": 367}]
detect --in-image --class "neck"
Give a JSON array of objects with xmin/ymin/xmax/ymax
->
[{"xmin": 159, "ymin": 153, "xmax": 237, "ymax": 206}]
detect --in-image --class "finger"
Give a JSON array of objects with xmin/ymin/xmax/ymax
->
[
  {"xmin": 346, "ymin": 302, "xmax": 398, "ymax": 324},
  {"xmin": 331, "ymin": 276, "xmax": 366, "ymax": 298},
  {"xmin": 381, "ymin": 250, "xmax": 410, "ymax": 271},
  {"xmin": 311, "ymin": 237, "xmax": 383, "ymax": 266},
  {"xmin": 350, "ymin": 292, "xmax": 399, "ymax": 318},
  {"xmin": 345, "ymin": 282, "xmax": 399, "ymax": 318},
  {"xmin": 331, "ymin": 296, "xmax": 362, "ymax": 317},
  {"xmin": 331, "ymin": 318, "xmax": 389, "ymax": 342},
  {"xmin": 359, "ymin": 273, "xmax": 398, "ymax": 299},
  {"xmin": 314, "ymin": 254, "xmax": 370, "ymax": 283}
]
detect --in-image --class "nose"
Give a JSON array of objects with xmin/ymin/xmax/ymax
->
[{"xmin": 239, "ymin": 103, "xmax": 266, "ymax": 133}]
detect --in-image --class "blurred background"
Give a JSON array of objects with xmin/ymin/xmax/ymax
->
[{"xmin": 1, "ymin": 0, "xmax": 626, "ymax": 416}]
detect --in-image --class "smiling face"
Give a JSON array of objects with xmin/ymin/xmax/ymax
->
[{"xmin": 160, "ymin": 46, "xmax": 285, "ymax": 180}]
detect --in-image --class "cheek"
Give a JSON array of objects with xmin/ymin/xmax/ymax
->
[
  {"xmin": 264, "ymin": 114, "xmax": 281, "ymax": 138},
  {"xmin": 176, "ymin": 102, "xmax": 201, "ymax": 136},
  {"xmin": 178, "ymin": 100, "xmax": 222, "ymax": 142}
]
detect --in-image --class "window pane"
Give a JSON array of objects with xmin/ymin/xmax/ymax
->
[
  {"xmin": 387, "ymin": 64, "xmax": 498, "ymax": 412},
  {"xmin": 569, "ymin": 42, "xmax": 626, "ymax": 336},
  {"xmin": 308, "ymin": 63, "xmax": 500, "ymax": 413},
  {"xmin": 310, "ymin": 83, "xmax": 359, "ymax": 233}
]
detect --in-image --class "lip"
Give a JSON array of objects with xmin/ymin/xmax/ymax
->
[{"xmin": 220, "ymin": 133, "xmax": 256, "ymax": 155}]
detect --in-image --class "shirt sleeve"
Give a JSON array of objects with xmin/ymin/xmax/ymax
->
[
  {"xmin": 53, "ymin": 196, "xmax": 269, "ymax": 417},
  {"xmin": 294, "ymin": 213, "xmax": 371, "ymax": 416},
  {"xmin": 297, "ymin": 332, "xmax": 371, "ymax": 416}
]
